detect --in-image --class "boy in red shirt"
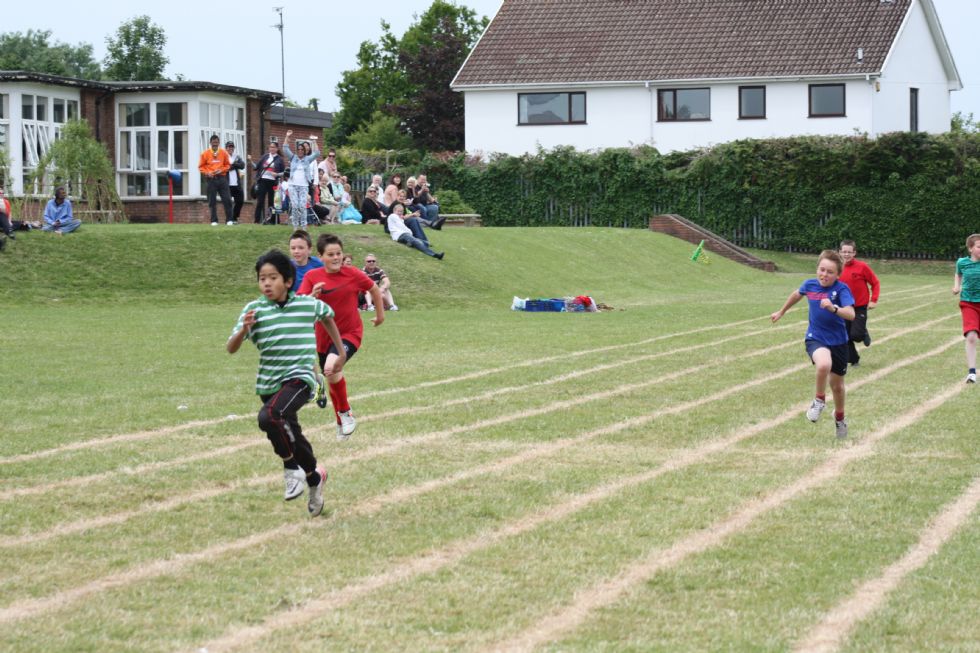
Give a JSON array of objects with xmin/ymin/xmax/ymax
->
[
  {"xmin": 298, "ymin": 233, "xmax": 385, "ymax": 439},
  {"xmin": 838, "ymin": 240, "xmax": 880, "ymax": 366}
]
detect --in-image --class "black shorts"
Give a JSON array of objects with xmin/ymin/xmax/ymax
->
[
  {"xmin": 318, "ymin": 339, "xmax": 358, "ymax": 370},
  {"xmin": 805, "ymin": 340, "xmax": 848, "ymax": 376}
]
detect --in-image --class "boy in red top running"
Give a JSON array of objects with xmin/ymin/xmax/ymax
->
[
  {"xmin": 838, "ymin": 240, "xmax": 880, "ymax": 366},
  {"xmin": 298, "ymin": 233, "xmax": 384, "ymax": 439}
]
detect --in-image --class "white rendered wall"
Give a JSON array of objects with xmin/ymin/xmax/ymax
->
[
  {"xmin": 874, "ymin": 0, "xmax": 951, "ymax": 134},
  {"xmin": 463, "ymin": 80, "xmax": 874, "ymax": 155}
]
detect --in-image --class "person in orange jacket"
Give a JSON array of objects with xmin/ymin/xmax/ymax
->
[{"xmin": 198, "ymin": 134, "xmax": 234, "ymax": 226}]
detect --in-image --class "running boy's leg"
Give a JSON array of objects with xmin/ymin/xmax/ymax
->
[
  {"xmin": 847, "ymin": 305, "xmax": 868, "ymax": 364},
  {"xmin": 258, "ymin": 379, "xmax": 325, "ymax": 491},
  {"xmin": 319, "ymin": 342, "xmax": 358, "ymax": 440}
]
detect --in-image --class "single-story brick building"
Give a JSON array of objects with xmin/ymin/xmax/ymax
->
[{"xmin": 0, "ymin": 71, "xmax": 333, "ymax": 223}]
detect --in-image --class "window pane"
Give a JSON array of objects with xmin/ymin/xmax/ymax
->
[
  {"xmin": 210, "ymin": 104, "xmax": 220, "ymax": 126},
  {"xmin": 67, "ymin": 100, "xmax": 78, "ymax": 120},
  {"xmin": 0, "ymin": 124, "xmax": 7, "ymax": 150},
  {"xmin": 0, "ymin": 94, "xmax": 7, "ymax": 119},
  {"xmin": 22, "ymin": 95, "xmax": 34, "ymax": 120},
  {"xmin": 36, "ymin": 97, "xmax": 47, "ymax": 122},
  {"xmin": 157, "ymin": 171, "xmax": 184, "ymax": 195},
  {"xmin": 158, "ymin": 131, "xmax": 170, "ymax": 169},
  {"xmin": 124, "ymin": 103, "xmax": 150, "ymax": 127},
  {"xmin": 126, "ymin": 174, "xmax": 150, "ymax": 197},
  {"xmin": 570, "ymin": 94, "xmax": 586, "ymax": 122},
  {"xmin": 53, "ymin": 99, "xmax": 65, "ymax": 123},
  {"xmin": 810, "ymin": 85, "xmax": 844, "ymax": 116},
  {"xmin": 200, "ymin": 103, "xmax": 210, "ymax": 127},
  {"xmin": 157, "ymin": 102, "xmax": 187, "ymax": 126},
  {"xmin": 519, "ymin": 94, "xmax": 569, "ymax": 124},
  {"xmin": 135, "ymin": 131, "xmax": 151, "ymax": 170},
  {"xmin": 223, "ymin": 105, "xmax": 234, "ymax": 129},
  {"xmin": 119, "ymin": 132, "xmax": 132, "ymax": 168},
  {"xmin": 658, "ymin": 91, "xmax": 675, "ymax": 120},
  {"xmin": 676, "ymin": 89, "xmax": 709, "ymax": 119},
  {"xmin": 173, "ymin": 131, "xmax": 188, "ymax": 168},
  {"xmin": 740, "ymin": 87, "xmax": 765, "ymax": 118}
]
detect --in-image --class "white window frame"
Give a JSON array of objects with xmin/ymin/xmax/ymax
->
[
  {"xmin": 11, "ymin": 86, "xmax": 80, "ymax": 195},
  {"xmin": 115, "ymin": 92, "xmax": 247, "ymax": 199}
]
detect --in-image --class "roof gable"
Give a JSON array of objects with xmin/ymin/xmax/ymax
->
[{"xmin": 453, "ymin": 0, "xmax": 920, "ymax": 87}]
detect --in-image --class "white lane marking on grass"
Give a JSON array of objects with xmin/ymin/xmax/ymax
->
[
  {"xmin": 487, "ymin": 381, "xmax": 968, "ymax": 653},
  {"xmin": 0, "ymin": 322, "xmax": 954, "ymax": 626},
  {"xmin": 0, "ymin": 319, "xmax": 806, "ymax": 504},
  {"xmin": 0, "ymin": 288, "xmax": 944, "ymax": 466},
  {"xmin": 794, "ymin": 473, "xmax": 980, "ymax": 653},
  {"xmin": 192, "ymin": 333, "xmax": 961, "ymax": 653}
]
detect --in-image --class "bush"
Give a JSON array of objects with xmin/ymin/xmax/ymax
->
[{"xmin": 433, "ymin": 189, "xmax": 474, "ymax": 214}]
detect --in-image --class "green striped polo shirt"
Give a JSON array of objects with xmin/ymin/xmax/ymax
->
[
  {"xmin": 957, "ymin": 257, "xmax": 980, "ymax": 303},
  {"xmin": 232, "ymin": 292, "xmax": 334, "ymax": 395}
]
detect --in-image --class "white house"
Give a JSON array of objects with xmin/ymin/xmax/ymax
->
[{"xmin": 451, "ymin": 0, "xmax": 962, "ymax": 155}]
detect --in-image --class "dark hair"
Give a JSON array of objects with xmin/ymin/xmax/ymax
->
[
  {"xmin": 289, "ymin": 229, "xmax": 312, "ymax": 247},
  {"xmin": 316, "ymin": 233, "xmax": 343, "ymax": 256},
  {"xmin": 819, "ymin": 249, "xmax": 844, "ymax": 274},
  {"xmin": 255, "ymin": 249, "xmax": 294, "ymax": 284},
  {"xmin": 839, "ymin": 239, "xmax": 856, "ymax": 250},
  {"xmin": 209, "ymin": 134, "xmax": 220, "ymax": 143},
  {"xmin": 225, "ymin": 141, "xmax": 235, "ymax": 148}
]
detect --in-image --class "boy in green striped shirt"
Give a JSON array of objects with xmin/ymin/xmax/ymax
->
[{"xmin": 227, "ymin": 250, "xmax": 346, "ymax": 516}]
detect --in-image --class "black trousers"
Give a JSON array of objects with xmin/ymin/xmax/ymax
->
[
  {"xmin": 206, "ymin": 175, "xmax": 233, "ymax": 223},
  {"xmin": 229, "ymin": 185, "xmax": 244, "ymax": 220},
  {"xmin": 0, "ymin": 211, "xmax": 11, "ymax": 236},
  {"xmin": 258, "ymin": 379, "xmax": 317, "ymax": 473},
  {"xmin": 253, "ymin": 179, "xmax": 277, "ymax": 223},
  {"xmin": 847, "ymin": 304, "xmax": 869, "ymax": 364}
]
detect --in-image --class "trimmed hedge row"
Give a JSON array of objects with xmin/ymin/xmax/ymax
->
[{"xmin": 417, "ymin": 132, "xmax": 980, "ymax": 258}]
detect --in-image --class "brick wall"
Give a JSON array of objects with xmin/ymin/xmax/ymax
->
[{"xmin": 649, "ymin": 214, "xmax": 776, "ymax": 272}]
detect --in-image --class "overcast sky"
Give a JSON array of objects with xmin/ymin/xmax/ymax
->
[{"xmin": 4, "ymin": 0, "xmax": 978, "ymax": 118}]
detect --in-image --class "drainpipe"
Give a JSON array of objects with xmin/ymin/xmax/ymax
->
[{"xmin": 645, "ymin": 81, "xmax": 654, "ymax": 145}]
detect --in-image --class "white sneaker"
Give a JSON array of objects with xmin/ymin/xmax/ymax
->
[
  {"xmin": 835, "ymin": 418, "xmax": 848, "ymax": 439},
  {"xmin": 967, "ymin": 373, "xmax": 977, "ymax": 384},
  {"xmin": 337, "ymin": 410, "xmax": 356, "ymax": 440},
  {"xmin": 806, "ymin": 398, "xmax": 826, "ymax": 422},
  {"xmin": 307, "ymin": 465, "xmax": 326, "ymax": 517},
  {"xmin": 211, "ymin": 221, "xmax": 219, "ymax": 226},
  {"xmin": 389, "ymin": 304, "xmax": 398, "ymax": 311},
  {"xmin": 283, "ymin": 467, "xmax": 306, "ymax": 501},
  {"xmin": 226, "ymin": 220, "xmax": 235, "ymax": 226}
]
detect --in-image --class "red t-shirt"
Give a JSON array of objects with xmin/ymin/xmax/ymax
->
[
  {"xmin": 839, "ymin": 259, "xmax": 880, "ymax": 307},
  {"xmin": 297, "ymin": 266, "xmax": 375, "ymax": 351}
]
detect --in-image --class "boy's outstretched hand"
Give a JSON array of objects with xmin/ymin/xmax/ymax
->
[{"xmin": 770, "ymin": 311, "xmax": 782, "ymax": 323}]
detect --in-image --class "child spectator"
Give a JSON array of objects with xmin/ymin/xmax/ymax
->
[
  {"xmin": 771, "ymin": 249, "xmax": 856, "ymax": 438},
  {"xmin": 298, "ymin": 234, "xmax": 385, "ymax": 440},
  {"xmin": 953, "ymin": 233, "xmax": 980, "ymax": 383},
  {"xmin": 288, "ymin": 229, "xmax": 324, "ymax": 292},
  {"xmin": 362, "ymin": 253, "xmax": 397, "ymax": 311},
  {"xmin": 226, "ymin": 249, "xmax": 347, "ymax": 517},
  {"xmin": 838, "ymin": 239, "xmax": 880, "ymax": 366}
]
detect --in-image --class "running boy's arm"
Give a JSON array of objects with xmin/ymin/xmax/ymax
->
[
  {"xmin": 227, "ymin": 310, "xmax": 256, "ymax": 354},
  {"xmin": 953, "ymin": 270, "xmax": 962, "ymax": 295},
  {"xmin": 771, "ymin": 290, "xmax": 803, "ymax": 323},
  {"xmin": 820, "ymin": 297, "xmax": 855, "ymax": 321},
  {"xmin": 368, "ymin": 285, "xmax": 385, "ymax": 327},
  {"xmin": 318, "ymin": 315, "xmax": 347, "ymax": 374}
]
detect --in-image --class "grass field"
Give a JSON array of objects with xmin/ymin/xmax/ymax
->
[{"xmin": 1, "ymin": 225, "xmax": 976, "ymax": 652}]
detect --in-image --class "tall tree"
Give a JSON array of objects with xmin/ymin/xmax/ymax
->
[
  {"xmin": 327, "ymin": 2, "xmax": 488, "ymax": 148},
  {"xmin": 0, "ymin": 30, "xmax": 102, "ymax": 79},
  {"xmin": 103, "ymin": 16, "xmax": 169, "ymax": 81}
]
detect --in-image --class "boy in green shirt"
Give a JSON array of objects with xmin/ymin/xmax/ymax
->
[
  {"xmin": 227, "ymin": 250, "xmax": 346, "ymax": 516},
  {"xmin": 953, "ymin": 233, "xmax": 980, "ymax": 384}
]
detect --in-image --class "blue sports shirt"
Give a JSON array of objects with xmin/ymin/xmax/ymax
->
[
  {"xmin": 291, "ymin": 257, "xmax": 325, "ymax": 291},
  {"xmin": 798, "ymin": 278, "xmax": 855, "ymax": 346}
]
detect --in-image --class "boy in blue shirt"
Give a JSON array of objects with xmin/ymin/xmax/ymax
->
[
  {"xmin": 952, "ymin": 233, "xmax": 980, "ymax": 383},
  {"xmin": 288, "ymin": 229, "xmax": 324, "ymax": 292},
  {"xmin": 771, "ymin": 250, "xmax": 856, "ymax": 438}
]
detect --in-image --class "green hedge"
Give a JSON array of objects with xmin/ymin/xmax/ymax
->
[{"xmin": 413, "ymin": 132, "xmax": 980, "ymax": 259}]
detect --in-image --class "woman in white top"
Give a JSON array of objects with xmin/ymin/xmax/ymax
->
[{"xmin": 280, "ymin": 130, "xmax": 320, "ymax": 228}]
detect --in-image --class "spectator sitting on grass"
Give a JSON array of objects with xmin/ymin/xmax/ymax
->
[
  {"xmin": 42, "ymin": 187, "xmax": 82, "ymax": 235},
  {"xmin": 362, "ymin": 253, "xmax": 397, "ymax": 311},
  {"xmin": 386, "ymin": 202, "xmax": 443, "ymax": 260},
  {"xmin": 383, "ymin": 174, "xmax": 402, "ymax": 208},
  {"xmin": 359, "ymin": 186, "xmax": 387, "ymax": 226}
]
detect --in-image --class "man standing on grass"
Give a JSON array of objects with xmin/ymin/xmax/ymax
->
[
  {"xmin": 198, "ymin": 134, "xmax": 234, "ymax": 226},
  {"xmin": 838, "ymin": 240, "xmax": 880, "ymax": 367}
]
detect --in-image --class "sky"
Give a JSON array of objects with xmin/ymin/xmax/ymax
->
[{"xmin": 3, "ymin": 0, "xmax": 978, "ymax": 118}]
